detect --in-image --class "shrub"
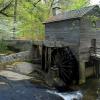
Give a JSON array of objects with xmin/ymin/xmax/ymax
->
[{"xmin": 0, "ymin": 40, "xmax": 8, "ymax": 53}]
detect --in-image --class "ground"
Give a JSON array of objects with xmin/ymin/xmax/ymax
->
[
  {"xmin": 0, "ymin": 62, "xmax": 83, "ymax": 100},
  {"xmin": 0, "ymin": 70, "xmax": 63, "ymax": 100},
  {"xmin": 0, "ymin": 62, "xmax": 99, "ymax": 100}
]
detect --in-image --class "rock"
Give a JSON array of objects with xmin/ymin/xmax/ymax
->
[
  {"xmin": 0, "ymin": 51, "xmax": 32, "ymax": 64},
  {"xmin": 0, "ymin": 54, "xmax": 6, "ymax": 56},
  {"xmin": 45, "ymin": 69, "xmax": 65, "ymax": 87},
  {"xmin": 0, "ymin": 70, "xmax": 64, "ymax": 100},
  {"xmin": 0, "ymin": 70, "xmax": 32, "ymax": 81},
  {"xmin": 13, "ymin": 62, "xmax": 39, "ymax": 75}
]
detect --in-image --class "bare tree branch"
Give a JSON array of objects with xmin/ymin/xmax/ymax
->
[
  {"xmin": 48, "ymin": 0, "xmax": 54, "ymax": 15},
  {"xmin": 0, "ymin": 11, "xmax": 10, "ymax": 17},
  {"xmin": 31, "ymin": 0, "xmax": 41, "ymax": 8},
  {"xmin": 0, "ymin": 0, "xmax": 13, "ymax": 12},
  {"xmin": 0, "ymin": 0, "xmax": 13, "ymax": 17},
  {"xmin": 13, "ymin": 0, "xmax": 18, "ymax": 38}
]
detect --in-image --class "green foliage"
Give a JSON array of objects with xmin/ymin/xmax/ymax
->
[
  {"xmin": 87, "ymin": 15, "xmax": 100, "ymax": 22},
  {"xmin": 16, "ymin": 0, "xmax": 89, "ymax": 40},
  {"xmin": 0, "ymin": 0, "xmax": 89, "ymax": 40},
  {"xmin": 61, "ymin": 0, "xmax": 89, "ymax": 11},
  {"xmin": 16, "ymin": 0, "xmax": 49, "ymax": 40},
  {"xmin": 0, "ymin": 40, "xmax": 8, "ymax": 52}
]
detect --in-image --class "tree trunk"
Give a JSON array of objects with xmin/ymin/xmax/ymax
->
[
  {"xmin": 13, "ymin": 0, "xmax": 17, "ymax": 39},
  {"xmin": 52, "ymin": 0, "xmax": 61, "ymax": 16}
]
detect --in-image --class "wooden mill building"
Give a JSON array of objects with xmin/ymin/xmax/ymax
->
[{"xmin": 43, "ymin": 5, "xmax": 100, "ymax": 84}]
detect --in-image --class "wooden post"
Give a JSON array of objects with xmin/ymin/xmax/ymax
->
[
  {"xmin": 37, "ymin": 45, "xmax": 40, "ymax": 58},
  {"xmin": 42, "ymin": 45, "xmax": 45, "ymax": 71},
  {"xmin": 13, "ymin": 0, "xmax": 17, "ymax": 39},
  {"xmin": 79, "ymin": 61, "xmax": 86, "ymax": 84},
  {"xmin": 95, "ymin": 60, "xmax": 100, "ymax": 79},
  {"xmin": 45, "ymin": 47, "xmax": 48, "ymax": 72},
  {"xmin": 48, "ymin": 48, "xmax": 51, "ymax": 71}
]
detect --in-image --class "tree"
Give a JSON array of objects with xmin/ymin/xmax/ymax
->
[
  {"xmin": 0, "ymin": 0, "xmax": 90, "ymax": 40},
  {"xmin": 0, "ymin": 0, "xmax": 13, "ymax": 40},
  {"xmin": 61, "ymin": 0, "xmax": 89, "ymax": 11},
  {"xmin": 0, "ymin": 0, "xmax": 13, "ymax": 17},
  {"xmin": 13, "ymin": 0, "xmax": 18, "ymax": 39}
]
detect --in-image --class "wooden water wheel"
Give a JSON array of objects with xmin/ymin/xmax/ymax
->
[{"xmin": 51, "ymin": 47, "xmax": 79, "ymax": 85}]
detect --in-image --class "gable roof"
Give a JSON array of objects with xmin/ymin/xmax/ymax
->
[{"xmin": 45, "ymin": 5, "xmax": 99, "ymax": 23}]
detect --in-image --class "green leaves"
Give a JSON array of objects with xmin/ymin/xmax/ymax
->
[
  {"xmin": 15, "ymin": 0, "xmax": 49, "ymax": 40},
  {"xmin": 62, "ymin": 0, "xmax": 89, "ymax": 11},
  {"xmin": 0, "ymin": 0, "xmax": 89, "ymax": 40}
]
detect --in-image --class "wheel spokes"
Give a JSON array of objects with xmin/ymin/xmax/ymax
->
[{"xmin": 51, "ymin": 48, "xmax": 76, "ymax": 84}]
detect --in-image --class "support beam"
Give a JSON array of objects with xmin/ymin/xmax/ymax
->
[
  {"xmin": 79, "ymin": 61, "xmax": 86, "ymax": 84},
  {"xmin": 42, "ymin": 45, "xmax": 46, "ymax": 71}
]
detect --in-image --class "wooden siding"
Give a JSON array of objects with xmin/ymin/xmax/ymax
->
[
  {"xmin": 45, "ymin": 19, "xmax": 80, "ymax": 44},
  {"xmin": 45, "ymin": 19, "xmax": 80, "ymax": 59},
  {"xmin": 96, "ymin": 20, "xmax": 100, "ymax": 48},
  {"xmin": 80, "ymin": 17, "xmax": 96, "ymax": 61},
  {"xmin": 79, "ymin": 12, "xmax": 100, "ymax": 61},
  {"xmin": 45, "ymin": 6, "xmax": 100, "ymax": 62}
]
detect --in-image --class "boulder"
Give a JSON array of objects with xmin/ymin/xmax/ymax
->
[{"xmin": 13, "ymin": 62, "xmax": 40, "ymax": 75}]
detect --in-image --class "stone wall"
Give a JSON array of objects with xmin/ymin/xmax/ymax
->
[
  {"xmin": 0, "ymin": 51, "xmax": 33, "ymax": 64},
  {"xmin": 5, "ymin": 40, "xmax": 33, "ymax": 51}
]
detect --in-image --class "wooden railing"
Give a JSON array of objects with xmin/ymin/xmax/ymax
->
[
  {"xmin": 89, "ymin": 47, "xmax": 100, "ymax": 79},
  {"xmin": 89, "ymin": 47, "xmax": 100, "ymax": 55},
  {"xmin": 96, "ymin": 48, "xmax": 100, "ymax": 54}
]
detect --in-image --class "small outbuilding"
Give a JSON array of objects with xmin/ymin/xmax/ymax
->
[{"xmin": 43, "ymin": 5, "xmax": 100, "ymax": 84}]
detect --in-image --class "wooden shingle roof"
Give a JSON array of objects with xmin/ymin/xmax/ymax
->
[{"xmin": 45, "ymin": 5, "xmax": 99, "ymax": 23}]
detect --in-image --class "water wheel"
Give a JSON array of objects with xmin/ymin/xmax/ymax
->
[{"xmin": 51, "ymin": 47, "xmax": 79, "ymax": 85}]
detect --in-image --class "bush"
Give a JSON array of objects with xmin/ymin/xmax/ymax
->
[{"xmin": 0, "ymin": 40, "xmax": 8, "ymax": 53}]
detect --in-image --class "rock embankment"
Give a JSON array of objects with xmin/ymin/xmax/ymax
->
[{"xmin": 0, "ymin": 51, "xmax": 32, "ymax": 64}]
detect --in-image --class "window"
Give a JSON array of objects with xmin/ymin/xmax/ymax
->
[
  {"xmin": 90, "ymin": 39, "xmax": 96, "ymax": 53},
  {"xmin": 92, "ymin": 21, "xmax": 96, "ymax": 28},
  {"xmin": 91, "ymin": 39, "xmax": 96, "ymax": 48}
]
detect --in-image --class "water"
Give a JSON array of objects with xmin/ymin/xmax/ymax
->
[{"xmin": 47, "ymin": 90, "xmax": 83, "ymax": 100}]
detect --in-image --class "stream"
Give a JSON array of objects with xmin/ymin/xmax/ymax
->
[
  {"xmin": 0, "ymin": 69, "xmax": 100, "ymax": 100},
  {"xmin": 0, "ymin": 59, "xmax": 99, "ymax": 100},
  {"xmin": 47, "ymin": 90, "xmax": 83, "ymax": 100},
  {"xmin": 0, "ymin": 70, "xmax": 83, "ymax": 100}
]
